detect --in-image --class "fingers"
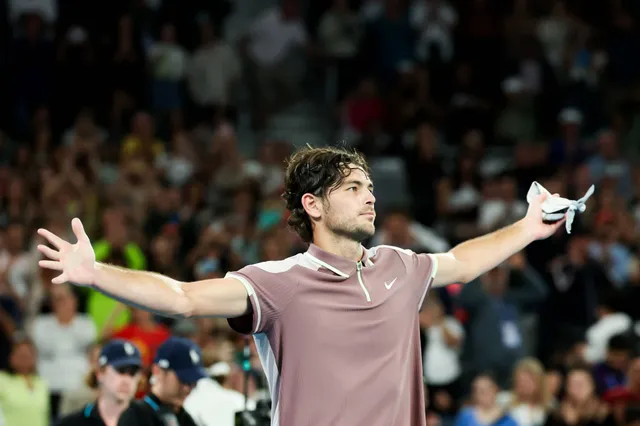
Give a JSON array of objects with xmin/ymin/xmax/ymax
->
[
  {"xmin": 37, "ymin": 228, "xmax": 67, "ymax": 250},
  {"xmin": 52, "ymin": 273, "xmax": 68, "ymax": 285},
  {"xmin": 37, "ymin": 244, "xmax": 59, "ymax": 260},
  {"xmin": 39, "ymin": 260, "xmax": 64, "ymax": 271},
  {"xmin": 71, "ymin": 218, "xmax": 90, "ymax": 243}
]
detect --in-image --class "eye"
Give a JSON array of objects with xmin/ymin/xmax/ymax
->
[{"xmin": 348, "ymin": 187, "xmax": 357, "ymax": 192}]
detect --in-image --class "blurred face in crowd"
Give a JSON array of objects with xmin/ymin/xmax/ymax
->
[
  {"xmin": 98, "ymin": 364, "xmax": 141, "ymax": 403},
  {"xmin": 383, "ymin": 212, "xmax": 411, "ymax": 245},
  {"xmin": 6, "ymin": 223, "xmax": 24, "ymax": 254},
  {"xmin": 482, "ymin": 266, "xmax": 509, "ymax": 296},
  {"xmin": 51, "ymin": 284, "xmax": 78, "ymax": 321},
  {"xmin": 607, "ymin": 347, "xmax": 630, "ymax": 372},
  {"xmin": 416, "ymin": 123, "xmax": 438, "ymax": 159},
  {"xmin": 131, "ymin": 308, "xmax": 155, "ymax": 326},
  {"xmin": 152, "ymin": 366, "xmax": 196, "ymax": 405},
  {"xmin": 565, "ymin": 370, "xmax": 594, "ymax": 404},
  {"xmin": 310, "ymin": 166, "xmax": 376, "ymax": 243},
  {"xmin": 152, "ymin": 236, "xmax": 175, "ymax": 267},
  {"xmin": 472, "ymin": 375, "xmax": 498, "ymax": 409},
  {"xmin": 10, "ymin": 340, "xmax": 36, "ymax": 375}
]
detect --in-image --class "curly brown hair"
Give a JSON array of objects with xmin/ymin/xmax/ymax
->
[{"xmin": 282, "ymin": 146, "xmax": 370, "ymax": 243}]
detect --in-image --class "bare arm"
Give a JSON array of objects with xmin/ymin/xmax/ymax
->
[
  {"xmin": 37, "ymin": 218, "xmax": 250, "ymax": 319},
  {"xmin": 91, "ymin": 263, "xmax": 250, "ymax": 318},
  {"xmin": 431, "ymin": 193, "xmax": 565, "ymax": 287}
]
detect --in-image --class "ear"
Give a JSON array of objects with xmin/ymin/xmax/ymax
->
[{"xmin": 301, "ymin": 193, "xmax": 322, "ymax": 221}]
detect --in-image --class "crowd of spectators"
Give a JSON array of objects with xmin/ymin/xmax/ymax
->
[{"xmin": 1, "ymin": 0, "xmax": 640, "ymax": 425}]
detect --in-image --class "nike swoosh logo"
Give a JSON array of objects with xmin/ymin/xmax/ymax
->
[{"xmin": 384, "ymin": 278, "xmax": 397, "ymax": 290}]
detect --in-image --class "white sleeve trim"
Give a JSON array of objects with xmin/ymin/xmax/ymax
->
[
  {"xmin": 226, "ymin": 273, "xmax": 262, "ymax": 334},
  {"xmin": 418, "ymin": 254, "xmax": 439, "ymax": 310}
]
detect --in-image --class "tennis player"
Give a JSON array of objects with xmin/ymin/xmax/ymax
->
[{"xmin": 38, "ymin": 146, "xmax": 564, "ymax": 425}]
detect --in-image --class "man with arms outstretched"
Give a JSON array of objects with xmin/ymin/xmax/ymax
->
[{"xmin": 38, "ymin": 147, "xmax": 565, "ymax": 426}]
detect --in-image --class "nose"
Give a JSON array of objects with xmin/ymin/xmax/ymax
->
[{"xmin": 365, "ymin": 189, "xmax": 376, "ymax": 206}]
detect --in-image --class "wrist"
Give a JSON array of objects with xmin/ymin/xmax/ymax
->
[{"xmin": 514, "ymin": 218, "xmax": 538, "ymax": 244}]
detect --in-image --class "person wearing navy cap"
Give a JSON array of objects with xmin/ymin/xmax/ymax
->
[
  {"xmin": 117, "ymin": 337, "xmax": 204, "ymax": 426},
  {"xmin": 56, "ymin": 339, "xmax": 143, "ymax": 426}
]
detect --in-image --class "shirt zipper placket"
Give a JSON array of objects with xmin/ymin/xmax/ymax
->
[{"xmin": 356, "ymin": 261, "xmax": 372, "ymax": 302}]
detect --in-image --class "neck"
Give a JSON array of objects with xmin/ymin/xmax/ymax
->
[
  {"xmin": 98, "ymin": 395, "xmax": 129, "ymax": 424},
  {"xmin": 312, "ymin": 233, "xmax": 363, "ymax": 262}
]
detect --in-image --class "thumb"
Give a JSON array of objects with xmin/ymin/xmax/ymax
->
[{"xmin": 71, "ymin": 218, "xmax": 90, "ymax": 243}]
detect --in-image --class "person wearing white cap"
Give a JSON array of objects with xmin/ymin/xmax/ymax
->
[{"xmin": 184, "ymin": 362, "xmax": 253, "ymax": 426}]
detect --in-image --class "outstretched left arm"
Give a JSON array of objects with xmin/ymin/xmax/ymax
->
[{"xmin": 431, "ymin": 193, "xmax": 565, "ymax": 287}]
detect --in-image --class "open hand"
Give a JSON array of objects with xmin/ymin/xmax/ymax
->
[
  {"xmin": 37, "ymin": 218, "xmax": 96, "ymax": 286},
  {"xmin": 523, "ymin": 193, "xmax": 566, "ymax": 240}
]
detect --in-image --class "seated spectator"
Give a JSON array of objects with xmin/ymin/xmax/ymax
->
[
  {"xmin": 498, "ymin": 358, "xmax": 553, "ymax": 426},
  {"xmin": 603, "ymin": 357, "xmax": 640, "ymax": 425},
  {"xmin": 546, "ymin": 367, "xmax": 613, "ymax": 426},
  {"xmin": 120, "ymin": 112, "xmax": 165, "ymax": 165},
  {"xmin": 31, "ymin": 283, "xmax": 96, "ymax": 421},
  {"xmin": 0, "ymin": 336, "xmax": 49, "ymax": 426},
  {"xmin": 592, "ymin": 334, "xmax": 633, "ymax": 396},
  {"xmin": 455, "ymin": 373, "xmax": 518, "ymax": 426}
]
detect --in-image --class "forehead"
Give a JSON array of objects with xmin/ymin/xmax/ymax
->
[{"xmin": 338, "ymin": 166, "xmax": 372, "ymax": 186}]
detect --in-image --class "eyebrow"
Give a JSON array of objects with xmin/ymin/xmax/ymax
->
[{"xmin": 344, "ymin": 179, "xmax": 374, "ymax": 191}]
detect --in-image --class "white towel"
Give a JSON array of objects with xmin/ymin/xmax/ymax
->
[{"xmin": 526, "ymin": 181, "xmax": 595, "ymax": 234}]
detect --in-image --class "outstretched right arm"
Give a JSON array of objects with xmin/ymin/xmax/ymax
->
[{"xmin": 37, "ymin": 218, "xmax": 250, "ymax": 318}]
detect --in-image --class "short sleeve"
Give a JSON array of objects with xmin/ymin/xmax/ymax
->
[
  {"xmin": 226, "ymin": 262, "xmax": 299, "ymax": 335},
  {"xmin": 413, "ymin": 252, "xmax": 438, "ymax": 309}
]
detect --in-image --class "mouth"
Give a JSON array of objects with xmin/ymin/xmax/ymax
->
[{"xmin": 361, "ymin": 212, "xmax": 376, "ymax": 218}]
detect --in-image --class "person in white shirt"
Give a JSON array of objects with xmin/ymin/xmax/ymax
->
[
  {"xmin": 184, "ymin": 362, "xmax": 255, "ymax": 426},
  {"xmin": 410, "ymin": 0, "xmax": 458, "ymax": 63},
  {"xmin": 420, "ymin": 295, "xmax": 464, "ymax": 416},
  {"xmin": 187, "ymin": 19, "xmax": 242, "ymax": 125},
  {"xmin": 31, "ymin": 283, "xmax": 96, "ymax": 421},
  {"xmin": 148, "ymin": 22, "xmax": 188, "ymax": 112},
  {"xmin": 585, "ymin": 296, "xmax": 632, "ymax": 364}
]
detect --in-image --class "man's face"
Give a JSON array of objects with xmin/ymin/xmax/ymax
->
[
  {"xmin": 99, "ymin": 365, "xmax": 141, "ymax": 403},
  {"xmin": 155, "ymin": 368, "xmax": 196, "ymax": 404},
  {"xmin": 318, "ymin": 167, "xmax": 376, "ymax": 242}
]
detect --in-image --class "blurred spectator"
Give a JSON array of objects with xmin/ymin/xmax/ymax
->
[
  {"xmin": 592, "ymin": 334, "xmax": 633, "ymax": 397},
  {"xmin": 410, "ymin": 0, "xmax": 458, "ymax": 64},
  {"xmin": 420, "ymin": 294, "xmax": 464, "ymax": 418},
  {"xmin": 318, "ymin": 0, "xmax": 363, "ymax": 101},
  {"xmin": 585, "ymin": 295, "xmax": 632, "ymax": 364},
  {"xmin": 31, "ymin": 283, "xmax": 96, "ymax": 421},
  {"xmin": 187, "ymin": 19, "xmax": 241, "ymax": 126},
  {"xmin": 454, "ymin": 373, "xmax": 518, "ymax": 426},
  {"xmin": 603, "ymin": 357, "xmax": 640, "ymax": 424},
  {"xmin": 58, "ymin": 343, "xmax": 102, "ymax": 416},
  {"xmin": 0, "ymin": 336, "xmax": 49, "ymax": 426},
  {"xmin": 457, "ymin": 253, "xmax": 547, "ymax": 387},
  {"xmin": 243, "ymin": 0, "xmax": 308, "ymax": 128},
  {"xmin": 372, "ymin": 209, "xmax": 450, "ymax": 253},
  {"xmin": 108, "ymin": 308, "xmax": 170, "ymax": 368},
  {"xmin": 184, "ymin": 362, "xmax": 251, "ymax": 426},
  {"xmin": 546, "ymin": 367, "xmax": 613, "ymax": 426},
  {"xmin": 497, "ymin": 358, "xmax": 553, "ymax": 426}
]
